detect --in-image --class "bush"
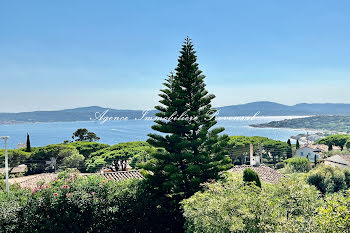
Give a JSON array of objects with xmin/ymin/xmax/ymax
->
[
  {"xmin": 0, "ymin": 169, "xmax": 157, "ymax": 233},
  {"xmin": 285, "ymin": 157, "xmax": 311, "ymax": 173},
  {"xmin": 243, "ymin": 168, "xmax": 261, "ymax": 188},
  {"xmin": 275, "ymin": 162, "xmax": 285, "ymax": 169},
  {"xmin": 306, "ymin": 165, "xmax": 349, "ymax": 194},
  {"xmin": 182, "ymin": 173, "xmax": 321, "ymax": 233},
  {"xmin": 314, "ymin": 191, "xmax": 350, "ymax": 232}
]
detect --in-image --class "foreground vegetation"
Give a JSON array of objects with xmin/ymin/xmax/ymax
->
[
  {"xmin": 1, "ymin": 165, "xmax": 350, "ymax": 233},
  {"xmin": 2, "ymin": 38, "xmax": 350, "ymax": 233},
  {"xmin": 183, "ymin": 169, "xmax": 350, "ymax": 233}
]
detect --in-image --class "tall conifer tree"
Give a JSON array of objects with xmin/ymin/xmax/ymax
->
[
  {"xmin": 26, "ymin": 133, "xmax": 31, "ymax": 152},
  {"xmin": 143, "ymin": 37, "xmax": 231, "ymax": 230},
  {"xmin": 287, "ymin": 138, "xmax": 292, "ymax": 158}
]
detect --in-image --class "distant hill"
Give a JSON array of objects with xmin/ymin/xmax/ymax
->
[
  {"xmin": 216, "ymin": 101, "xmax": 350, "ymax": 116},
  {"xmin": 250, "ymin": 115, "xmax": 350, "ymax": 133},
  {"xmin": 0, "ymin": 107, "xmax": 154, "ymax": 124},
  {"xmin": 1, "ymin": 101, "xmax": 350, "ymax": 124}
]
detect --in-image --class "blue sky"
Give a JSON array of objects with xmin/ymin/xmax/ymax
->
[{"xmin": 0, "ymin": 0, "xmax": 349, "ymax": 112}]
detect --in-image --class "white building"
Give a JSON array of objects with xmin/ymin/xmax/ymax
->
[{"xmin": 295, "ymin": 146, "xmax": 322, "ymax": 161}]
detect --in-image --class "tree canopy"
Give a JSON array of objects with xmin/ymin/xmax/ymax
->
[
  {"xmin": 72, "ymin": 128, "xmax": 100, "ymax": 142},
  {"xmin": 315, "ymin": 134, "xmax": 350, "ymax": 150},
  {"xmin": 85, "ymin": 141, "xmax": 153, "ymax": 172},
  {"xmin": 142, "ymin": 37, "xmax": 231, "ymax": 231}
]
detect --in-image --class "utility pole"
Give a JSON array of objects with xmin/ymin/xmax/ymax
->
[{"xmin": 0, "ymin": 136, "xmax": 10, "ymax": 194}]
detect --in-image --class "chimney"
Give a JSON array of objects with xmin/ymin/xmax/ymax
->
[
  {"xmin": 250, "ymin": 144, "xmax": 261, "ymax": 166},
  {"xmin": 250, "ymin": 144, "xmax": 255, "ymax": 165}
]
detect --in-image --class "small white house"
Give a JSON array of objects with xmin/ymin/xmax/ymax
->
[{"xmin": 295, "ymin": 146, "xmax": 322, "ymax": 161}]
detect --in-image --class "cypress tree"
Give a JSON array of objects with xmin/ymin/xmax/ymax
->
[
  {"xmin": 144, "ymin": 37, "xmax": 231, "ymax": 231},
  {"xmin": 328, "ymin": 144, "xmax": 333, "ymax": 151},
  {"xmin": 26, "ymin": 133, "xmax": 31, "ymax": 152},
  {"xmin": 296, "ymin": 139, "xmax": 300, "ymax": 149},
  {"xmin": 287, "ymin": 139, "xmax": 292, "ymax": 158}
]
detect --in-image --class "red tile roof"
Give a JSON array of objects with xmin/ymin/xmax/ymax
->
[
  {"xmin": 101, "ymin": 170, "xmax": 144, "ymax": 181},
  {"xmin": 229, "ymin": 165, "xmax": 284, "ymax": 184},
  {"xmin": 9, "ymin": 173, "xmax": 58, "ymax": 189},
  {"xmin": 8, "ymin": 170, "xmax": 144, "ymax": 189}
]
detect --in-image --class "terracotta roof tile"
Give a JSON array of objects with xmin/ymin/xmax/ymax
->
[
  {"xmin": 0, "ymin": 165, "xmax": 27, "ymax": 174},
  {"xmin": 9, "ymin": 173, "xmax": 58, "ymax": 189},
  {"xmin": 101, "ymin": 170, "xmax": 144, "ymax": 181},
  {"xmin": 8, "ymin": 170, "xmax": 144, "ymax": 189},
  {"xmin": 337, "ymin": 154, "xmax": 350, "ymax": 164},
  {"xmin": 229, "ymin": 165, "xmax": 284, "ymax": 184}
]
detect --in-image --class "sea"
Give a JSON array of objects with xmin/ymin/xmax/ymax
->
[{"xmin": 0, "ymin": 116, "xmax": 309, "ymax": 149}]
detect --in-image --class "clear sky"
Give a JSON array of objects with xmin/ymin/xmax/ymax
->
[{"xmin": 0, "ymin": 0, "xmax": 349, "ymax": 112}]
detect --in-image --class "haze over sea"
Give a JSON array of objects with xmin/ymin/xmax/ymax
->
[{"xmin": 0, "ymin": 116, "xmax": 308, "ymax": 149}]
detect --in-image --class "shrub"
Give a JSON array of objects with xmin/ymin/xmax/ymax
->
[
  {"xmin": 275, "ymin": 162, "xmax": 285, "ymax": 169},
  {"xmin": 0, "ymin": 169, "xmax": 156, "ymax": 233},
  {"xmin": 285, "ymin": 157, "xmax": 311, "ymax": 173},
  {"xmin": 182, "ymin": 173, "xmax": 321, "ymax": 233},
  {"xmin": 243, "ymin": 168, "xmax": 261, "ymax": 188},
  {"xmin": 314, "ymin": 191, "xmax": 350, "ymax": 232},
  {"xmin": 306, "ymin": 165, "xmax": 349, "ymax": 194}
]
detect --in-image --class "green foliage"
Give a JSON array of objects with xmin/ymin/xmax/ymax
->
[
  {"xmin": 322, "ymin": 148, "xmax": 350, "ymax": 159},
  {"xmin": 306, "ymin": 165, "xmax": 350, "ymax": 194},
  {"xmin": 0, "ymin": 184, "xmax": 30, "ymax": 233},
  {"xmin": 143, "ymin": 38, "xmax": 231, "ymax": 231},
  {"xmin": 344, "ymin": 139, "xmax": 350, "ymax": 150},
  {"xmin": 296, "ymin": 139, "xmax": 300, "ymax": 149},
  {"xmin": 61, "ymin": 152, "xmax": 85, "ymax": 169},
  {"xmin": 314, "ymin": 191, "xmax": 350, "ymax": 232},
  {"xmin": 262, "ymin": 139, "xmax": 289, "ymax": 164},
  {"xmin": 0, "ymin": 149, "xmax": 29, "ymax": 169},
  {"xmin": 72, "ymin": 128, "xmax": 100, "ymax": 142},
  {"xmin": 69, "ymin": 141, "xmax": 110, "ymax": 158},
  {"xmin": 227, "ymin": 136, "xmax": 267, "ymax": 163},
  {"xmin": 275, "ymin": 162, "xmax": 285, "ymax": 169},
  {"xmin": 27, "ymin": 144, "xmax": 84, "ymax": 174},
  {"xmin": 243, "ymin": 168, "xmax": 261, "ymax": 188},
  {"xmin": 252, "ymin": 116, "xmax": 350, "ymax": 133},
  {"xmin": 182, "ymin": 173, "xmax": 321, "ymax": 233},
  {"xmin": 26, "ymin": 133, "xmax": 31, "ymax": 152},
  {"xmin": 226, "ymin": 136, "xmax": 289, "ymax": 165},
  {"xmin": 315, "ymin": 134, "xmax": 350, "ymax": 151},
  {"xmin": 285, "ymin": 157, "xmax": 311, "ymax": 173},
  {"xmin": 85, "ymin": 141, "xmax": 152, "ymax": 172},
  {"xmin": 0, "ymin": 170, "xmax": 156, "ymax": 233},
  {"xmin": 286, "ymin": 139, "xmax": 292, "ymax": 158}
]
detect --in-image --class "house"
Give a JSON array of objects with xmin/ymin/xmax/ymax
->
[
  {"xmin": 229, "ymin": 165, "xmax": 284, "ymax": 184},
  {"xmin": 295, "ymin": 146, "xmax": 322, "ymax": 161},
  {"xmin": 0, "ymin": 164, "xmax": 27, "ymax": 175},
  {"xmin": 8, "ymin": 173, "xmax": 59, "ymax": 189},
  {"xmin": 228, "ymin": 144, "xmax": 284, "ymax": 184},
  {"xmin": 8, "ymin": 170, "xmax": 144, "ymax": 189},
  {"xmin": 324, "ymin": 154, "xmax": 350, "ymax": 168}
]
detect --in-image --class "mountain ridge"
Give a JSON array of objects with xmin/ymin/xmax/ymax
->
[{"xmin": 1, "ymin": 101, "xmax": 350, "ymax": 124}]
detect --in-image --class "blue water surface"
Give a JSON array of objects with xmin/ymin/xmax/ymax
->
[{"xmin": 0, "ymin": 116, "xmax": 308, "ymax": 149}]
